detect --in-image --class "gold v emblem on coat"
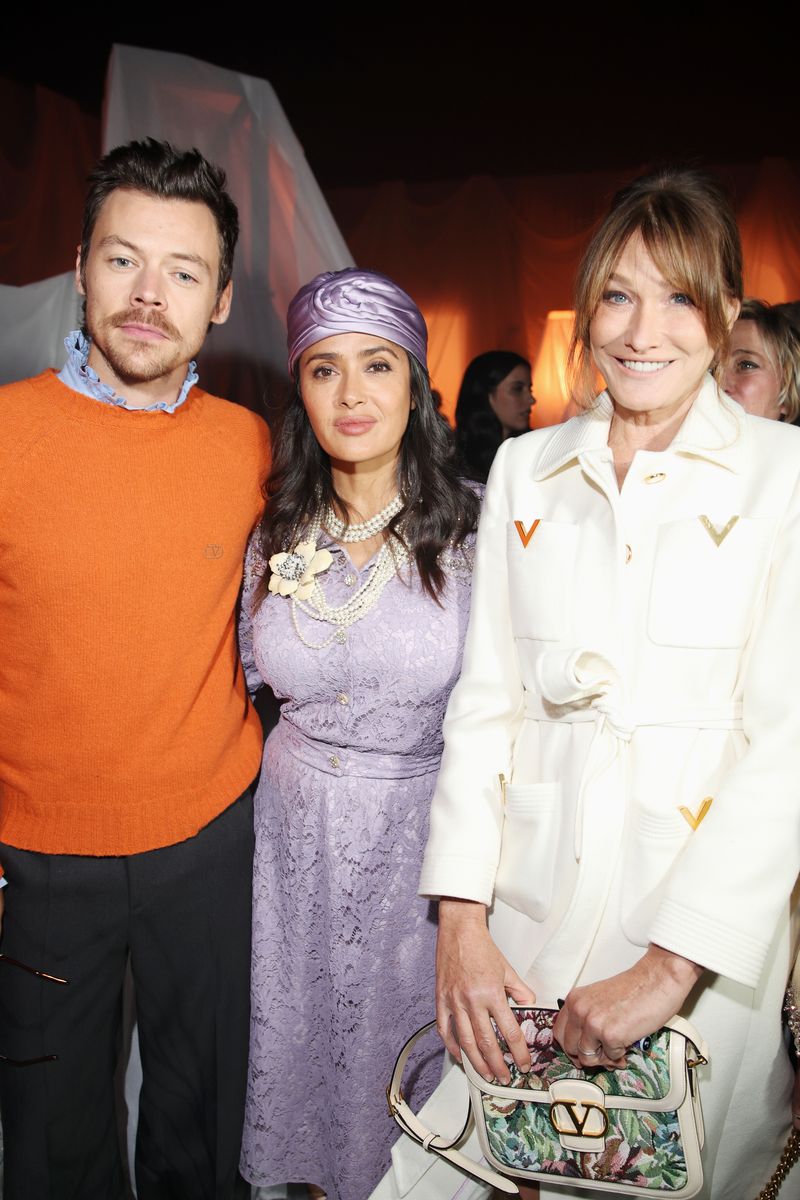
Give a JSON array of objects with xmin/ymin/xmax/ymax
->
[
  {"xmin": 698, "ymin": 515, "xmax": 739, "ymax": 547},
  {"xmin": 514, "ymin": 519, "xmax": 541, "ymax": 548},
  {"xmin": 679, "ymin": 797, "xmax": 713, "ymax": 831}
]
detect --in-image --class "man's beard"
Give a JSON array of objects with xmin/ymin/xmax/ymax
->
[{"xmin": 88, "ymin": 308, "xmax": 187, "ymax": 387}]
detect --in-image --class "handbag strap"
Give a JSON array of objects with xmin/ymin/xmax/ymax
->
[
  {"xmin": 665, "ymin": 1014, "xmax": 710, "ymax": 1065},
  {"xmin": 387, "ymin": 1021, "xmax": 520, "ymax": 1195}
]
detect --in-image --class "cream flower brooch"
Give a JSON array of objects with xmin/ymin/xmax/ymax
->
[{"xmin": 268, "ymin": 540, "xmax": 332, "ymax": 600}]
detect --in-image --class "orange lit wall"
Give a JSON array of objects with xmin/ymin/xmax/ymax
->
[
  {"xmin": 330, "ymin": 160, "xmax": 800, "ymax": 427},
  {"xmin": 532, "ymin": 310, "xmax": 574, "ymax": 426},
  {"xmin": 2, "ymin": 78, "xmax": 799, "ymax": 427}
]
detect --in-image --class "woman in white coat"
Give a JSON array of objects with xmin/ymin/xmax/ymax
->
[{"xmin": 423, "ymin": 169, "xmax": 800, "ymax": 1199}]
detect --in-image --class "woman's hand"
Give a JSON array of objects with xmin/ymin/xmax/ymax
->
[
  {"xmin": 436, "ymin": 898, "xmax": 537, "ymax": 1083},
  {"xmin": 554, "ymin": 943, "xmax": 703, "ymax": 1070}
]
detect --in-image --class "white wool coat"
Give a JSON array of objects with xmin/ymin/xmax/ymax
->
[{"xmin": 412, "ymin": 377, "xmax": 799, "ymax": 1200}]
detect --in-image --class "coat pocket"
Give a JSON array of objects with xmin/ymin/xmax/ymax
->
[
  {"xmin": 647, "ymin": 516, "xmax": 772, "ymax": 648},
  {"xmin": 494, "ymin": 781, "xmax": 561, "ymax": 921},
  {"xmin": 621, "ymin": 809, "xmax": 692, "ymax": 946},
  {"xmin": 506, "ymin": 520, "xmax": 578, "ymax": 641}
]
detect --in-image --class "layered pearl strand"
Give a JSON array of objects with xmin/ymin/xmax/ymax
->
[
  {"xmin": 324, "ymin": 493, "xmax": 404, "ymax": 542},
  {"xmin": 291, "ymin": 495, "xmax": 408, "ymax": 650}
]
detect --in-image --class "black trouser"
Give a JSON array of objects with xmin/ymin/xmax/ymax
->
[{"xmin": 0, "ymin": 789, "xmax": 254, "ymax": 1200}]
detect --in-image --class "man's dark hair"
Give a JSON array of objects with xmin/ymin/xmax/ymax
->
[{"xmin": 80, "ymin": 138, "xmax": 239, "ymax": 295}]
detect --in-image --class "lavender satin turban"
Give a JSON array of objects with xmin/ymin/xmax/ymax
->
[{"xmin": 286, "ymin": 268, "xmax": 428, "ymax": 375}]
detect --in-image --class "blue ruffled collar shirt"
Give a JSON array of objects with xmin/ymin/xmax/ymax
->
[{"xmin": 57, "ymin": 330, "xmax": 198, "ymax": 413}]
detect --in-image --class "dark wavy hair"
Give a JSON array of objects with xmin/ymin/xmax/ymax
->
[
  {"xmin": 80, "ymin": 138, "xmax": 239, "ymax": 296},
  {"xmin": 255, "ymin": 355, "xmax": 480, "ymax": 607},
  {"xmin": 454, "ymin": 351, "xmax": 532, "ymax": 483}
]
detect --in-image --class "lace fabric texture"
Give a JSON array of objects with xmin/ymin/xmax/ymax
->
[{"xmin": 239, "ymin": 533, "xmax": 474, "ymax": 1200}]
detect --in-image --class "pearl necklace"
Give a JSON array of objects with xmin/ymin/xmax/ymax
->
[
  {"xmin": 324, "ymin": 493, "xmax": 404, "ymax": 542},
  {"xmin": 290, "ymin": 496, "xmax": 407, "ymax": 650},
  {"xmin": 291, "ymin": 541, "xmax": 409, "ymax": 649}
]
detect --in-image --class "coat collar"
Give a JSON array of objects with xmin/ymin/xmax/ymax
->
[{"xmin": 533, "ymin": 374, "xmax": 749, "ymax": 481}]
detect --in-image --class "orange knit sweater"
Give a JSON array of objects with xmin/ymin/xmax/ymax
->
[{"xmin": 0, "ymin": 371, "xmax": 270, "ymax": 858}]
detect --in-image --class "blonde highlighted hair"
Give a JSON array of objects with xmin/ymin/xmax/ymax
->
[
  {"xmin": 737, "ymin": 298, "xmax": 800, "ymax": 424},
  {"xmin": 568, "ymin": 169, "xmax": 743, "ymax": 408}
]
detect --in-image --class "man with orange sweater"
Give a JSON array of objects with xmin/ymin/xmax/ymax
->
[{"xmin": 0, "ymin": 140, "xmax": 269, "ymax": 1199}]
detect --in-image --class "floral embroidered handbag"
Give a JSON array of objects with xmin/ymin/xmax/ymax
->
[{"xmin": 388, "ymin": 1005, "xmax": 708, "ymax": 1197}]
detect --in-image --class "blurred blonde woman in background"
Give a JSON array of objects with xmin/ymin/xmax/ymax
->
[{"xmin": 724, "ymin": 297, "xmax": 800, "ymax": 423}]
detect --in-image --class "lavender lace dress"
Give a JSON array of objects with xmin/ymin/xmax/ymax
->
[{"xmin": 238, "ymin": 533, "xmax": 475, "ymax": 1200}]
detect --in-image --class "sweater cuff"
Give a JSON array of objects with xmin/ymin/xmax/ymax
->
[
  {"xmin": 419, "ymin": 855, "xmax": 496, "ymax": 905},
  {"xmin": 649, "ymin": 898, "xmax": 766, "ymax": 989}
]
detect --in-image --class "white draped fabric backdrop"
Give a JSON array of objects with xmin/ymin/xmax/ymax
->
[{"xmin": 0, "ymin": 44, "xmax": 353, "ymax": 409}]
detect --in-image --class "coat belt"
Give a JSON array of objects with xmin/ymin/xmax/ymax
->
[
  {"xmin": 522, "ymin": 694, "xmax": 744, "ymax": 858},
  {"xmin": 523, "ymin": 693, "xmax": 743, "ymax": 732}
]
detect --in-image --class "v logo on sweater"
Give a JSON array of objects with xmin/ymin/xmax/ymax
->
[
  {"xmin": 698, "ymin": 515, "xmax": 739, "ymax": 547},
  {"xmin": 514, "ymin": 519, "xmax": 541, "ymax": 549}
]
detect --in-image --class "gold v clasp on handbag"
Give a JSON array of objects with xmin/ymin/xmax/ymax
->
[
  {"xmin": 549, "ymin": 1100, "xmax": 609, "ymax": 1139},
  {"xmin": 698, "ymin": 515, "xmax": 739, "ymax": 547},
  {"xmin": 514, "ymin": 519, "xmax": 540, "ymax": 548},
  {"xmin": 679, "ymin": 796, "xmax": 713, "ymax": 831}
]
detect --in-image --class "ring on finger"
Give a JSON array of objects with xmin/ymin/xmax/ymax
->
[{"xmin": 578, "ymin": 1043, "xmax": 602, "ymax": 1057}]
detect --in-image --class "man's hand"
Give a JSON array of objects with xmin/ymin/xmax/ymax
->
[{"xmin": 436, "ymin": 898, "xmax": 536, "ymax": 1084}]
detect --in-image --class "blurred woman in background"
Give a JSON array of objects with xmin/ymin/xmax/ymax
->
[
  {"xmin": 455, "ymin": 350, "xmax": 533, "ymax": 481},
  {"xmin": 723, "ymin": 297, "xmax": 800, "ymax": 423}
]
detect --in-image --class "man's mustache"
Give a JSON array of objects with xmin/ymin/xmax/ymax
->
[{"xmin": 105, "ymin": 310, "xmax": 180, "ymax": 341}]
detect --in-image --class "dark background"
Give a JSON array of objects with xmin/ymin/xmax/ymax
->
[
  {"xmin": 2, "ymin": 21, "xmax": 796, "ymax": 421},
  {"xmin": 2, "ymin": 21, "xmax": 795, "ymax": 189}
]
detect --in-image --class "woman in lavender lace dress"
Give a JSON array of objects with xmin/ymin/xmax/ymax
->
[{"xmin": 238, "ymin": 269, "xmax": 481, "ymax": 1200}]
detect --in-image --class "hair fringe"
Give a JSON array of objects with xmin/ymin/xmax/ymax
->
[{"xmin": 568, "ymin": 167, "xmax": 743, "ymax": 409}]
